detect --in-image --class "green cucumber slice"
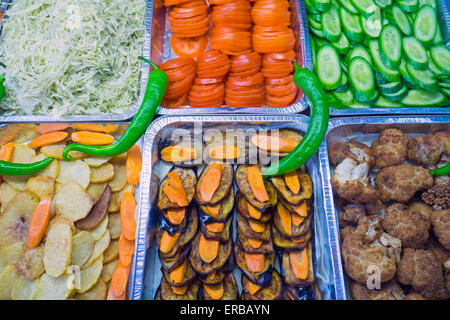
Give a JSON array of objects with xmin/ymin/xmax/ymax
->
[
  {"xmin": 305, "ymin": 0, "xmax": 321, "ymax": 13},
  {"xmin": 350, "ymin": 0, "xmax": 378, "ymax": 17},
  {"xmin": 362, "ymin": 10, "xmax": 382, "ymax": 38},
  {"xmin": 375, "ymin": 71, "xmax": 389, "ymax": 84},
  {"xmin": 433, "ymin": 24, "xmax": 443, "ymax": 46},
  {"xmin": 322, "ymin": 6, "xmax": 342, "ymax": 42},
  {"xmin": 311, "ymin": 0, "xmax": 331, "ymax": 12},
  {"xmin": 317, "ymin": 44, "xmax": 342, "ymax": 90},
  {"xmin": 401, "ymin": 90, "xmax": 448, "ymax": 106},
  {"xmin": 406, "ymin": 62, "xmax": 439, "ymax": 92},
  {"xmin": 310, "ymin": 25, "xmax": 325, "ymax": 38},
  {"xmin": 402, "ymin": 37, "xmax": 428, "ymax": 70},
  {"xmin": 374, "ymin": 95, "xmax": 404, "ymax": 107},
  {"xmin": 414, "ymin": 5, "xmax": 437, "ymax": 48},
  {"xmin": 347, "ymin": 45, "xmax": 373, "ymax": 66},
  {"xmin": 311, "ymin": 37, "xmax": 317, "ymax": 71},
  {"xmin": 308, "ymin": 16, "xmax": 323, "ymax": 30},
  {"xmin": 439, "ymin": 81, "xmax": 450, "ymax": 89},
  {"xmin": 369, "ymin": 39, "xmax": 401, "ymax": 82},
  {"xmin": 399, "ymin": 58, "xmax": 416, "ymax": 87},
  {"xmin": 340, "ymin": 8, "xmax": 365, "ymax": 42},
  {"xmin": 374, "ymin": 0, "xmax": 392, "ymax": 7},
  {"xmin": 335, "ymin": 73, "xmax": 349, "ymax": 92},
  {"xmin": 331, "ymin": 33, "xmax": 350, "ymax": 54},
  {"xmin": 419, "ymin": 0, "xmax": 437, "ymax": 9},
  {"xmin": 337, "ymin": 0, "xmax": 359, "ymax": 13},
  {"xmin": 430, "ymin": 45, "xmax": 450, "ymax": 73},
  {"xmin": 363, "ymin": 90, "xmax": 380, "ymax": 104},
  {"xmin": 441, "ymin": 87, "xmax": 450, "ymax": 97},
  {"xmin": 386, "ymin": 5, "xmax": 413, "ymax": 35},
  {"xmin": 397, "ymin": 0, "xmax": 419, "ymax": 13},
  {"xmin": 348, "ymin": 56, "xmax": 376, "ymax": 102},
  {"xmin": 378, "ymin": 81, "xmax": 404, "ymax": 94},
  {"xmin": 382, "ymin": 86, "xmax": 408, "ymax": 101},
  {"xmin": 333, "ymin": 87, "xmax": 354, "ymax": 104},
  {"xmin": 379, "ymin": 24, "xmax": 403, "ymax": 69}
]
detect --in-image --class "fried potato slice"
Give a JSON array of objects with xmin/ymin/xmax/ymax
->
[
  {"xmin": 57, "ymin": 160, "xmax": 91, "ymax": 189},
  {"xmin": 40, "ymin": 143, "xmax": 87, "ymax": 161},
  {"xmin": 11, "ymin": 276, "xmax": 39, "ymax": 300},
  {"xmin": 108, "ymin": 212, "xmax": 121, "ymax": 240},
  {"xmin": 90, "ymin": 163, "xmax": 115, "ymax": 183},
  {"xmin": 0, "ymin": 191, "xmax": 39, "ymax": 245},
  {"xmin": 84, "ymin": 156, "xmax": 112, "ymax": 168},
  {"xmin": 87, "ymin": 183, "xmax": 108, "ymax": 203},
  {"xmin": 0, "ymin": 182, "xmax": 18, "ymax": 213},
  {"xmin": 75, "ymin": 278, "xmax": 107, "ymax": 300},
  {"xmin": 89, "ymin": 215, "xmax": 109, "ymax": 241},
  {"xmin": 109, "ymin": 165, "xmax": 127, "ymax": 192},
  {"xmin": 0, "ymin": 242, "xmax": 25, "ymax": 271},
  {"xmin": 15, "ymin": 246, "xmax": 45, "ymax": 281},
  {"xmin": 43, "ymin": 220, "xmax": 72, "ymax": 277},
  {"xmin": 25, "ymin": 176, "xmax": 55, "ymax": 199},
  {"xmin": 54, "ymin": 183, "xmax": 93, "ymax": 222},
  {"xmin": 110, "ymin": 152, "xmax": 128, "ymax": 165},
  {"xmin": 109, "ymin": 184, "xmax": 136, "ymax": 212},
  {"xmin": 104, "ymin": 239, "xmax": 119, "ymax": 263},
  {"xmin": 76, "ymin": 255, "xmax": 104, "ymax": 294},
  {"xmin": 101, "ymin": 259, "xmax": 118, "ymax": 283},
  {"xmin": 33, "ymin": 273, "xmax": 74, "ymax": 300},
  {"xmin": 32, "ymin": 154, "xmax": 60, "ymax": 179},
  {"xmin": 71, "ymin": 231, "xmax": 95, "ymax": 267},
  {"xmin": 1, "ymin": 145, "xmax": 36, "ymax": 191},
  {"xmin": 83, "ymin": 230, "xmax": 110, "ymax": 268},
  {"xmin": 0, "ymin": 264, "xmax": 21, "ymax": 299},
  {"xmin": 1, "ymin": 176, "xmax": 29, "ymax": 191}
]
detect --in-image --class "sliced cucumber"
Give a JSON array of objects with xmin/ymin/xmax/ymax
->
[
  {"xmin": 310, "ymin": 13, "xmax": 323, "ymax": 22},
  {"xmin": 379, "ymin": 24, "xmax": 402, "ymax": 69},
  {"xmin": 369, "ymin": 39, "xmax": 401, "ymax": 82},
  {"xmin": 305, "ymin": 0, "xmax": 321, "ymax": 14},
  {"xmin": 397, "ymin": 0, "xmax": 419, "ymax": 13},
  {"xmin": 441, "ymin": 87, "xmax": 450, "ymax": 97},
  {"xmin": 311, "ymin": 37, "xmax": 317, "ymax": 71},
  {"xmin": 342, "ymin": 101, "xmax": 372, "ymax": 108},
  {"xmin": 317, "ymin": 44, "xmax": 342, "ymax": 90},
  {"xmin": 322, "ymin": 6, "xmax": 342, "ymax": 42},
  {"xmin": 363, "ymin": 90, "xmax": 380, "ymax": 104},
  {"xmin": 335, "ymin": 73, "xmax": 349, "ymax": 92},
  {"xmin": 374, "ymin": 95, "xmax": 404, "ymax": 107},
  {"xmin": 314, "ymin": 36, "xmax": 329, "ymax": 48},
  {"xmin": 338, "ymin": 0, "xmax": 359, "ymax": 13},
  {"xmin": 347, "ymin": 45, "xmax": 373, "ymax": 66},
  {"xmin": 340, "ymin": 8, "xmax": 365, "ymax": 42},
  {"xmin": 386, "ymin": 5, "xmax": 413, "ymax": 35},
  {"xmin": 350, "ymin": 0, "xmax": 378, "ymax": 17},
  {"xmin": 406, "ymin": 62, "xmax": 439, "ymax": 92},
  {"xmin": 399, "ymin": 58, "xmax": 416, "ymax": 87},
  {"xmin": 439, "ymin": 81, "xmax": 450, "ymax": 89},
  {"xmin": 308, "ymin": 16, "xmax": 323, "ymax": 30},
  {"xmin": 362, "ymin": 10, "xmax": 382, "ymax": 38},
  {"xmin": 348, "ymin": 56, "xmax": 376, "ymax": 102},
  {"xmin": 378, "ymin": 81, "xmax": 404, "ymax": 94},
  {"xmin": 333, "ymin": 87, "xmax": 354, "ymax": 104},
  {"xmin": 433, "ymin": 24, "xmax": 443, "ymax": 46},
  {"xmin": 332, "ymin": 32, "xmax": 350, "ymax": 54},
  {"xmin": 376, "ymin": 71, "xmax": 389, "ymax": 84},
  {"xmin": 414, "ymin": 5, "xmax": 437, "ymax": 48},
  {"xmin": 430, "ymin": 45, "xmax": 450, "ymax": 73},
  {"xmin": 382, "ymin": 86, "xmax": 408, "ymax": 101},
  {"xmin": 401, "ymin": 89, "xmax": 448, "ymax": 106},
  {"xmin": 428, "ymin": 52, "xmax": 445, "ymax": 76},
  {"xmin": 310, "ymin": 25, "xmax": 325, "ymax": 38},
  {"xmin": 374, "ymin": 0, "xmax": 392, "ymax": 7},
  {"xmin": 402, "ymin": 36, "xmax": 428, "ymax": 70},
  {"xmin": 419, "ymin": 0, "xmax": 437, "ymax": 9},
  {"xmin": 312, "ymin": 0, "xmax": 331, "ymax": 12}
]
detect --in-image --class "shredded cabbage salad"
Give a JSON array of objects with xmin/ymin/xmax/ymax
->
[{"xmin": 0, "ymin": 0, "xmax": 145, "ymax": 117}]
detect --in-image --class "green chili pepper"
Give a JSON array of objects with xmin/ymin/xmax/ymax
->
[
  {"xmin": 263, "ymin": 62, "xmax": 329, "ymax": 178},
  {"xmin": 62, "ymin": 57, "xmax": 168, "ymax": 161},
  {"xmin": 0, "ymin": 76, "xmax": 5, "ymax": 101},
  {"xmin": 429, "ymin": 163, "xmax": 450, "ymax": 176},
  {"xmin": 0, "ymin": 157, "xmax": 54, "ymax": 176}
]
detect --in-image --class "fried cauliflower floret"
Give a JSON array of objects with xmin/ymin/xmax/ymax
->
[
  {"xmin": 375, "ymin": 164, "xmax": 434, "ymax": 203},
  {"xmin": 382, "ymin": 203, "xmax": 431, "ymax": 249},
  {"xmin": 434, "ymin": 131, "xmax": 450, "ymax": 156},
  {"xmin": 422, "ymin": 176, "xmax": 450, "ymax": 210},
  {"xmin": 328, "ymin": 141, "xmax": 375, "ymax": 167},
  {"xmin": 349, "ymin": 279, "xmax": 405, "ymax": 300},
  {"xmin": 407, "ymin": 134, "xmax": 444, "ymax": 166},
  {"xmin": 331, "ymin": 158, "xmax": 378, "ymax": 204},
  {"xmin": 404, "ymin": 293, "xmax": 426, "ymax": 300},
  {"xmin": 339, "ymin": 203, "xmax": 366, "ymax": 227},
  {"xmin": 370, "ymin": 129, "xmax": 409, "ymax": 169},
  {"xmin": 397, "ymin": 248, "xmax": 447, "ymax": 299},
  {"xmin": 340, "ymin": 225, "xmax": 356, "ymax": 243},
  {"xmin": 446, "ymin": 274, "xmax": 450, "ymax": 293},
  {"xmin": 425, "ymin": 237, "xmax": 450, "ymax": 266},
  {"xmin": 341, "ymin": 216, "xmax": 398, "ymax": 284},
  {"xmin": 431, "ymin": 209, "xmax": 450, "ymax": 250}
]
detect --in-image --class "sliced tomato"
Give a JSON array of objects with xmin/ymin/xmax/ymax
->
[
  {"xmin": 194, "ymin": 77, "xmax": 223, "ymax": 85},
  {"xmin": 227, "ymin": 73, "xmax": 264, "ymax": 87},
  {"xmin": 170, "ymin": 35, "xmax": 208, "ymax": 59},
  {"xmin": 163, "ymin": 93, "xmax": 188, "ymax": 108},
  {"xmin": 160, "ymin": 57, "xmax": 196, "ymax": 71},
  {"xmin": 265, "ymin": 75, "xmax": 293, "ymax": 85}
]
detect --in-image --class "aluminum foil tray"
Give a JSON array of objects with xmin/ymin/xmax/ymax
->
[
  {"xmin": 318, "ymin": 115, "xmax": 450, "ymax": 299},
  {"xmin": 151, "ymin": 0, "xmax": 312, "ymax": 115},
  {"xmin": 130, "ymin": 114, "xmax": 346, "ymax": 300},
  {"xmin": 0, "ymin": 0, "xmax": 152, "ymax": 122}
]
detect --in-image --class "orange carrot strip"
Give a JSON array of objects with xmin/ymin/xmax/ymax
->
[
  {"xmin": 292, "ymin": 212, "xmax": 305, "ymax": 227},
  {"xmin": 277, "ymin": 203, "xmax": 292, "ymax": 236},
  {"xmin": 206, "ymin": 203, "xmax": 221, "ymax": 217},
  {"xmin": 0, "ymin": 142, "xmax": 15, "ymax": 162},
  {"xmin": 169, "ymin": 259, "xmax": 187, "ymax": 285},
  {"xmin": 199, "ymin": 234, "xmax": 219, "ymax": 263},
  {"xmin": 27, "ymin": 197, "xmax": 52, "ymax": 248},
  {"xmin": 206, "ymin": 222, "xmax": 225, "ymax": 233},
  {"xmin": 28, "ymin": 131, "xmax": 68, "ymax": 148},
  {"xmin": 248, "ymin": 237, "xmax": 263, "ymax": 249},
  {"xmin": 160, "ymin": 231, "xmax": 181, "ymax": 254},
  {"xmin": 284, "ymin": 171, "xmax": 300, "ymax": 194},
  {"xmin": 245, "ymin": 252, "xmax": 265, "ymax": 273},
  {"xmin": 163, "ymin": 171, "xmax": 189, "ymax": 206},
  {"xmin": 166, "ymin": 207, "xmax": 186, "ymax": 226},
  {"xmin": 207, "ymin": 270, "xmax": 217, "ymax": 280},
  {"xmin": 209, "ymin": 145, "xmax": 240, "ymax": 160},
  {"xmin": 72, "ymin": 123, "xmax": 107, "ymax": 133},
  {"xmin": 249, "ymin": 220, "xmax": 265, "ymax": 233},
  {"xmin": 104, "ymin": 124, "xmax": 119, "ymax": 134},
  {"xmin": 289, "ymin": 248, "xmax": 308, "ymax": 280},
  {"xmin": 110, "ymin": 260, "xmax": 131, "ymax": 298},
  {"xmin": 107, "ymin": 288, "xmax": 126, "ymax": 300},
  {"xmin": 161, "ymin": 145, "xmax": 197, "ymax": 162},
  {"xmin": 71, "ymin": 131, "xmax": 115, "ymax": 145},
  {"xmin": 204, "ymin": 282, "xmax": 224, "ymax": 300},
  {"xmin": 247, "ymin": 281, "xmax": 261, "ymax": 295},
  {"xmin": 38, "ymin": 123, "xmax": 70, "ymax": 134},
  {"xmin": 172, "ymin": 285, "xmax": 188, "ymax": 295},
  {"xmin": 126, "ymin": 145, "xmax": 142, "ymax": 185},
  {"xmin": 250, "ymin": 134, "xmax": 299, "ymax": 153},
  {"xmin": 119, "ymin": 234, "xmax": 135, "ymax": 267},
  {"xmin": 247, "ymin": 166, "xmax": 269, "ymax": 202},
  {"xmin": 120, "ymin": 192, "xmax": 137, "ymax": 241},
  {"xmin": 199, "ymin": 162, "xmax": 222, "ymax": 202},
  {"xmin": 246, "ymin": 202, "xmax": 261, "ymax": 220}
]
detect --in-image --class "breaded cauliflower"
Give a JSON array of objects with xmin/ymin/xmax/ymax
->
[
  {"xmin": 434, "ymin": 131, "xmax": 450, "ymax": 156},
  {"xmin": 341, "ymin": 216, "xmax": 398, "ymax": 284},
  {"xmin": 370, "ymin": 129, "xmax": 409, "ymax": 169},
  {"xmin": 331, "ymin": 158, "xmax": 378, "ymax": 204},
  {"xmin": 339, "ymin": 203, "xmax": 366, "ymax": 227},
  {"xmin": 407, "ymin": 134, "xmax": 444, "ymax": 166},
  {"xmin": 340, "ymin": 225, "xmax": 356, "ymax": 243},
  {"xmin": 382, "ymin": 203, "xmax": 431, "ymax": 248},
  {"xmin": 425, "ymin": 237, "xmax": 450, "ymax": 266},
  {"xmin": 328, "ymin": 141, "xmax": 375, "ymax": 167},
  {"xmin": 349, "ymin": 280, "xmax": 404, "ymax": 300},
  {"xmin": 404, "ymin": 293, "xmax": 426, "ymax": 300},
  {"xmin": 375, "ymin": 164, "xmax": 434, "ymax": 203},
  {"xmin": 446, "ymin": 274, "xmax": 450, "ymax": 293},
  {"xmin": 431, "ymin": 209, "xmax": 450, "ymax": 250},
  {"xmin": 422, "ymin": 176, "xmax": 450, "ymax": 210},
  {"xmin": 397, "ymin": 248, "xmax": 447, "ymax": 299}
]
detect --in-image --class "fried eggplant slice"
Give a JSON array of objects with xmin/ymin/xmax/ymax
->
[
  {"xmin": 159, "ymin": 277, "xmax": 200, "ymax": 300},
  {"xmin": 237, "ymin": 225, "xmax": 273, "ymax": 254},
  {"xmin": 272, "ymin": 224, "xmax": 311, "ymax": 251},
  {"xmin": 242, "ymin": 270, "xmax": 284, "ymax": 300},
  {"xmin": 236, "ymin": 165, "xmax": 275, "ymax": 211},
  {"xmin": 159, "ymin": 137, "xmax": 202, "ymax": 167},
  {"xmin": 195, "ymin": 163, "xmax": 233, "ymax": 205},
  {"xmin": 203, "ymin": 273, "xmax": 239, "ymax": 300},
  {"xmin": 270, "ymin": 169, "xmax": 313, "ymax": 205},
  {"xmin": 199, "ymin": 185, "xmax": 235, "ymax": 221},
  {"xmin": 75, "ymin": 185, "xmax": 112, "ymax": 230},
  {"xmin": 161, "ymin": 258, "xmax": 197, "ymax": 288},
  {"xmin": 159, "ymin": 245, "xmax": 191, "ymax": 273},
  {"xmin": 250, "ymin": 129, "xmax": 303, "ymax": 155},
  {"xmin": 236, "ymin": 192, "xmax": 272, "ymax": 223},
  {"xmin": 283, "ymin": 286, "xmax": 300, "ymax": 300},
  {"xmin": 157, "ymin": 167, "xmax": 196, "ymax": 210},
  {"xmin": 160, "ymin": 205, "xmax": 196, "ymax": 231},
  {"xmin": 282, "ymin": 242, "xmax": 314, "ymax": 287},
  {"xmin": 190, "ymin": 232, "xmax": 232, "ymax": 275},
  {"xmin": 273, "ymin": 202, "xmax": 311, "ymax": 238},
  {"xmin": 199, "ymin": 255, "xmax": 235, "ymax": 285},
  {"xmin": 200, "ymin": 212, "xmax": 233, "ymax": 242},
  {"xmin": 279, "ymin": 197, "xmax": 312, "ymax": 218},
  {"xmin": 236, "ymin": 212, "xmax": 271, "ymax": 242}
]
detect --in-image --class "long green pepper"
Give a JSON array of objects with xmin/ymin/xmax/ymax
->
[
  {"xmin": 62, "ymin": 57, "xmax": 168, "ymax": 161},
  {"xmin": 0, "ymin": 157, "xmax": 54, "ymax": 176},
  {"xmin": 263, "ymin": 62, "xmax": 329, "ymax": 178},
  {"xmin": 0, "ymin": 76, "xmax": 5, "ymax": 101},
  {"xmin": 429, "ymin": 163, "xmax": 450, "ymax": 176}
]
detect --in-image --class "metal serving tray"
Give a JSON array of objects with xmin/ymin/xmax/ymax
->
[
  {"xmin": 318, "ymin": 115, "xmax": 450, "ymax": 299},
  {"xmin": 303, "ymin": 0, "xmax": 450, "ymax": 116},
  {"xmin": 130, "ymin": 114, "xmax": 346, "ymax": 300},
  {"xmin": 152, "ymin": 0, "xmax": 312, "ymax": 114},
  {"xmin": 0, "ymin": 0, "xmax": 152, "ymax": 122}
]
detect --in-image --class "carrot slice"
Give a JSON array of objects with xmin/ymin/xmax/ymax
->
[
  {"xmin": 292, "ymin": 213, "xmax": 305, "ymax": 227},
  {"xmin": 289, "ymin": 248, "xmax": 308, "ymax": 280},
  {"xmin": 172, "ymin": 285, "xmax": 188, "ymax": 295},
  {"xmin": 167, "ymin": 207, "xmax": 186, "ymax": 226},
  {"xmin": 245, "ymin": 203, "xmax": 260, "ymax": 221},
  {"xmin": 248, "ymin": 237, "xmax": 263, "ymax": 249},
  {"xmin": 27, "ymin": 197, "xmax": 52, "ymax": 248},
  {"xmin": 110, "ymin": 260, "xmax": 131, "ymax": 297},
  {"xmin": 72, "ymin": 123, "xmax": 107, "ymax": 133},
  {"xmin": 244, "ymin": 252, "xmax": 265, "ymax": 273},
  {"xmin": 277, "ymin": 203, "xmax": 292, "ymax": 236},
  {"xmin": 120, "ymin": 192, "xmax": 137, "ymax": 241},
  {"xmin": 0, "ymin": 142, "xmax": 14, "ymax": 162},
  {"xmin": 38, "ymin": 123, "xmax": 70, "ymax": 134},
  {"xmin": 209, "ymin": 145, "xmax": 240, "ymax": 160},
  {"xmin": 71, "ymin": 131, "xmax": 115, "ymax": 145},
  {"xmin": 104, "ymin": 124, "xmax": 118, "ymax": 134},
  {"xmin": 247, "ymin": 166, "xmax": 269, "ymax": 202},
  {"xmin": 204, "ymin": 282, "xmax": 224, "ymax": 300},
  {"xmin": 206, "ymin": 203, "xmax": 221, "ymax": 217},
  {"xmin": 206, "ymin": 222, "xmax": 225, "ymax": 233},
  {"xmin": 199, "ymin": 162, "xmax": 222, "ymax": 202},
  {"xmin": 169, "ymin": 259, "xmax": 187, "ymax": 285},
  {"xmin": 249, "ymin": 220, "xmax": 265, "ymax": 233},
  {"xmin": 284, "ymin": 171, "xmax": 300, "ymax": 194},
  {"xmin": 163, "ymin": 171, "xmax": 189, "ymax": 207},
  {"xmin": 119, "ymin": 234, "xmax": 135, "ymax": 267},
  {"xmin": 199, "ymin": 234, "xmax": 219, "ymax": 263},
  {"xmin": 28, "ymin": 131, "xmax": 68, "ymax": 148},
  {"xmin": 160, "ymin": 231, "xmax": 181, "ymax": 254},
  {"xmin": 126, "ymin": 145, "xmax": 142, "ymax": 186},
  {"xmin": 293, "ymin": 201, "xmax": 307, "ymax": 217},
  {"xmin": 107, "ymin": 288, "xmax": 126, "ymax": 300},
  {"xmin": 161, "ymin": 145, "xmax": 197, "ymax": 162},
  {"xmin": 247, "ymin": 281, "xmax": 262, "ymax": 295},
  {"xmin": 250, "ymin": 134, "xmax": 299, "ymax": 153},
  {"xmin": 207, "ymin": 270, "xmax": 217, "ymax": 280}
]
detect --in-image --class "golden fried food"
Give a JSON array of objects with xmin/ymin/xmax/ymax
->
[
  {"xmin": 434, "ymin": 131, "xmax": 450, "ymax": 156},
  {"xmin": 421, "ymin": 176, "xmax": 450, "ymax": 210},
  {"xmin": 328, "ymin": 141, "xmax": 374, "ymax": 167},
  {"xmin": 431, "ymin": 209, "xmax": 450, "ymax": 250},
  {"xmin": 349, "ymin": 280, "xmax": 404, "ymax": 300},
  {"xmin": 403, "ymin": 293, "xmax": 426, "ymax": 300},
  {"xmin": 407, "ymin": 134, "xmax": 444, "ymax": 166},
  {"xmin": 339, "ymin": 203, "xmax": 366, "ymax": 227},
  {"xmin": 370, "ymin": 129, "xmax": 408, "ymax": 169}
]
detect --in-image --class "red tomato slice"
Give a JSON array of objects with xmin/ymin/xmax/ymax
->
[{"xmin": 170, "ymin": 34, "xmax": 208, "ymax": 59}]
